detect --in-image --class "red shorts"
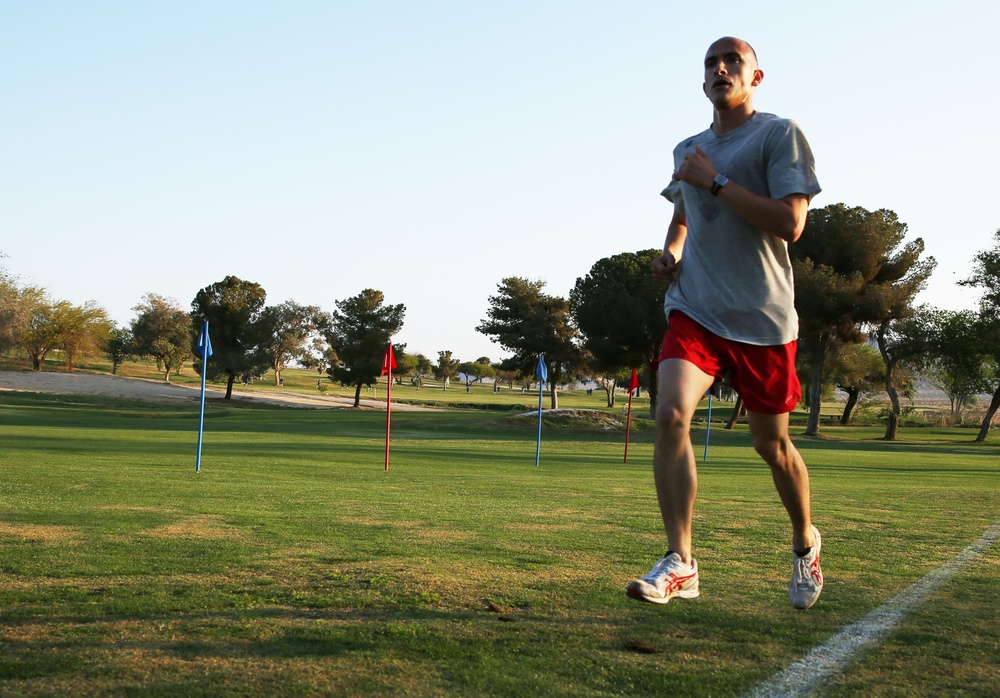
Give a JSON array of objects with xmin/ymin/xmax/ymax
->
[{"xmin": 657, "ymin": 311, "xmax": 801, "ymax": 415}]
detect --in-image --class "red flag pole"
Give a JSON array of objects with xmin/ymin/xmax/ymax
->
[
  {"xmin": 624, "ymin": 369, "xmax": 640, "ymax": 463},
  {"xmin": 624, "ymin": 390, "xmax": 634, "ymax": 463},
  {"xmin": 385, "ymin": 366, "xmax": 392, "ymax": 471},
  {"xmin": 382, "ymin": 342, "xmax": 397, "ymax": 471}
]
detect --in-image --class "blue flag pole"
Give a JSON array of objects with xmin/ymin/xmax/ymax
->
[
  {"xmin": 535, "ymin": 354, "xmax": 547, "ymax": 467},
  {"xmin": 195, "ymin": 320, "xmax": 213, "ymax": 473},
  {"xmin": 703, "ymin": 391, "xmax": 713, "ymax": 462}
]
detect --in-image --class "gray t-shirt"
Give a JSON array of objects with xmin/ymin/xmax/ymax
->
[{"xmin": 661, "ymin": 112, "xmax": 820, "ymax": 345}]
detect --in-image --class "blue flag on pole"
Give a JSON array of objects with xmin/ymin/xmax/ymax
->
[
  {"xmin": 195, "ymin": 320, "xmax": 212, "ymax": 473},
  {"xmin": 534, "ymin": 354, "xmax": 547, "ymax": 467},
  {"xmin": 197, "ymin": 321, "xmax": 213, "ymax": 359}
]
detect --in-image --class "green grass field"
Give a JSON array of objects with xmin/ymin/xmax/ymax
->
[{"xmin": 1, "ymin": 386, "xmax": 998, "ymax": 696}]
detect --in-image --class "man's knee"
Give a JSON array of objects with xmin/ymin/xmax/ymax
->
[
  {"xmin": 754, "ymin": 434, "xmax": 785, "ymax": 465},
  {"xmin": 656, "ymin": 400, "xmax": 691, "ymax": 435}
]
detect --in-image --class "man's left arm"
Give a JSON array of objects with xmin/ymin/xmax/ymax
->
[{"xmin": 672, "ymin": 145, "xmax": 809, "ymax": 242}]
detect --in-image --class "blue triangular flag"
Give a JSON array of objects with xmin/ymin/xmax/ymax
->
[
  {"xmin": 535, "ymin": 354, "xmax": 547, "ymax": 384},
  {"xmin": 197, "ymin": 320, "xmax": 213, "ymax": 359}
]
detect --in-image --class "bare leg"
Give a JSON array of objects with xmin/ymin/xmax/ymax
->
[
  {"xmin": 746, "ymin": 411, "xmax": 816, "ymax": 550},
  {"xmin": 653, "ymin": 359, "xmax": 716, "ymax": 565}
]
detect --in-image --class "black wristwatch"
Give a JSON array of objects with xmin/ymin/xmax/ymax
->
[{"xmin": 710, "ymin": 173, "xmax": 728, "ymax": 196}]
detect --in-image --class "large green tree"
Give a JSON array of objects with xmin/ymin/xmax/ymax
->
[
  {"xmin": 570, "ymin": 250, "xmax": 668, "ymax": 413},
  {"xmin": 0, "ymin": 265, "xmax": 45, "ymax": 356},
  {"xmin": 477, "ymin": 277, "xmax": 582, "ymax": 409},
  {"xmin": 19, "ymin": 295, "xmax": 61, "ymax": 370},
  {"xmin": 925, "ymin": 309, "xmax": 996, "ymax": 422},
  {"xmin": 457, "ymin": 357, "xmax": 495, "ymax": 390},
  {"xmin": 260, "ymin": 301, "xmax": 323, "ymax": 386},
  {"xmin": 0, "ymin": 256, "xmax": 14, "ymax": 353},
  {"xmin": 53, "ymin": 300, "xmax": 111, "ymax": 369},
  {"xmin": 492, "ymin": 360, "xmax": 519, "ymax": 391},
  {"xmin": 960, "ymin": 229, "xmax": 1000, "ymax": 440},
  {"xmin": 191, "ymin": 277, "xmax": 274, "ymax": 399},
  {"xmin": 132, "ymin": 294, "xmax": 194, "ymax": 382},
  {"xmin": 1, "ymin": 257, "xmax": 109, "ymax": 370},
  {"xmin": 791, "ymin": 205, "xmax": 935, "ymax": 436},
  {"xmin": 322, "ymin": 289, "xmax": 405, "ymax": 407},
  {"xmin": 875, "ymin": 314, "xmax": 933, "ymax": 440},
  {"xmin": 103, "ymin": 325, "xmax": 137, "ymax": 375},
  {"xmin": 830, "ymin": 341, "xmax": 884, "ymax": 425}
]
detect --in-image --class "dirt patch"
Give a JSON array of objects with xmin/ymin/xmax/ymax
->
[
  {"xmin": 0, "ymin": 522, "xmax": 79, "ymax": 542},
  {"xmin": 145, "ymin": 515, "xmax": 244, "ymax": 541}
]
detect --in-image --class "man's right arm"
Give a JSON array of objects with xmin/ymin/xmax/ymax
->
[{"xmin": 652, "ymin": 207, "xmax": 687, "ymax": 285}]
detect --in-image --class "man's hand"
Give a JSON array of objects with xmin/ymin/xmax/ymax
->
[
  {"xmin": 651, "ymin": 251, "xmax": 679, "ymax": 285},
  {"xmin": 672, "ymin": 146, "xmax": 809, "ymax": 241},
  {"xmin": 672, "ymin": 145, "xmax": 716, "ymax": 191}
]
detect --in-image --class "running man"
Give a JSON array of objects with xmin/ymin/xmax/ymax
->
[{"xmin": 627, "ymin": 37, "xmax": 824, "ymax": 609}]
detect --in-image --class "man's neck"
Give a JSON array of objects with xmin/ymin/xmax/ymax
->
[{"xmin": 712, "ymin": 104, "xmax": 756, "ymax": 135}]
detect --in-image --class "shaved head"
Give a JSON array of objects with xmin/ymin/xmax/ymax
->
[{"xmin": 706, "ymin": 36, "xmax": 758, "ymax": 70}]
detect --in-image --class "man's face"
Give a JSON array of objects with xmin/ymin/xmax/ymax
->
[{"xmin": 702, "ymin": 38, "xmax": 762, "ymax": 111}]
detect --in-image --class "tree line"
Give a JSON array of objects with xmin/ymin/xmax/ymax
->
[
  {"xmin": 0, "ymin": 269, "xmax": 403, "ymax": 407},
  {"xmin": 3, "ymin": 202, "xmax": 1000, "ymax": 441},
  {"xmin": 0, "ymin": 262, "xmax": 552, "ymax": 406},
  {"xmin": 476, "ymin": 204, "xmax": 1000, "ymax": 443}
]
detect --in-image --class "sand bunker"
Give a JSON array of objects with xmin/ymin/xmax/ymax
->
[{"xmin": 0, "ymin": 370, "xmax": 431, "ymax": 411}]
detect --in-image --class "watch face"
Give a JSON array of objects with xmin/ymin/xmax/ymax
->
[{"xmin": 714, "ymin": 174, "xmax": 728, "ymax": 187}]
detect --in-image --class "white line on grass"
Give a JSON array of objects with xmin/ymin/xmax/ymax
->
[{"xmin": 745, "ymin": 521, "xmax": 1000, "ymax": 698}]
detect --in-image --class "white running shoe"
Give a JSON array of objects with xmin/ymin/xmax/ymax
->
[
  {"xmin": 790, "ymin": 525, "xmax": 824, "ymax": 609},
  {"xmin": 626, "ymin": 553, "xmax": 699, "ymax": 604}
]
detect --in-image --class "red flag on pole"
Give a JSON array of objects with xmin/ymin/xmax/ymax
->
[
  {"xmin": 380, "ymin": 343, "xmax": 397, "ymax": 376},
  {"xmin": 624, "ymin": 368, "xmax": 640, "ymax": 463},
  {"xmin": 628, "ymin": 369, "xmax": 640, "ymax": 393},
  {"xmin": 381, "ymin": 343, "xmax": 396, "ymax": 470}
]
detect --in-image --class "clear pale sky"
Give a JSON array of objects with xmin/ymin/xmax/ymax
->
[{"xmin": 2, "ymin": 1, "xmax": 996, "ymax": 363}]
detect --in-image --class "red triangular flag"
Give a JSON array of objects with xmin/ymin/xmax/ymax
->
[
  {"xmin": 380, "ymin": 343, "xmax": 397, "ymax": 376},
  {"xmin": 628, "ymin": 368, "xmax": 640, "ymax": 393}
]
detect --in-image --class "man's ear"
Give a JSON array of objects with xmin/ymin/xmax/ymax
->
[{"xmin": 751, "ymin": 69, "xmax": 764, "ymax": 87}]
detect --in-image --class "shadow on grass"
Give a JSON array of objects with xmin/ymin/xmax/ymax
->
[{"xmin": 0, "ymin": 596, "xmax": 845, "ymax": 697}]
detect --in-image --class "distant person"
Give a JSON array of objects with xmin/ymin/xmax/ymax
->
[{"xmin": 627, "ymin": 37, "xmax": 824, "ymax": 610}]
